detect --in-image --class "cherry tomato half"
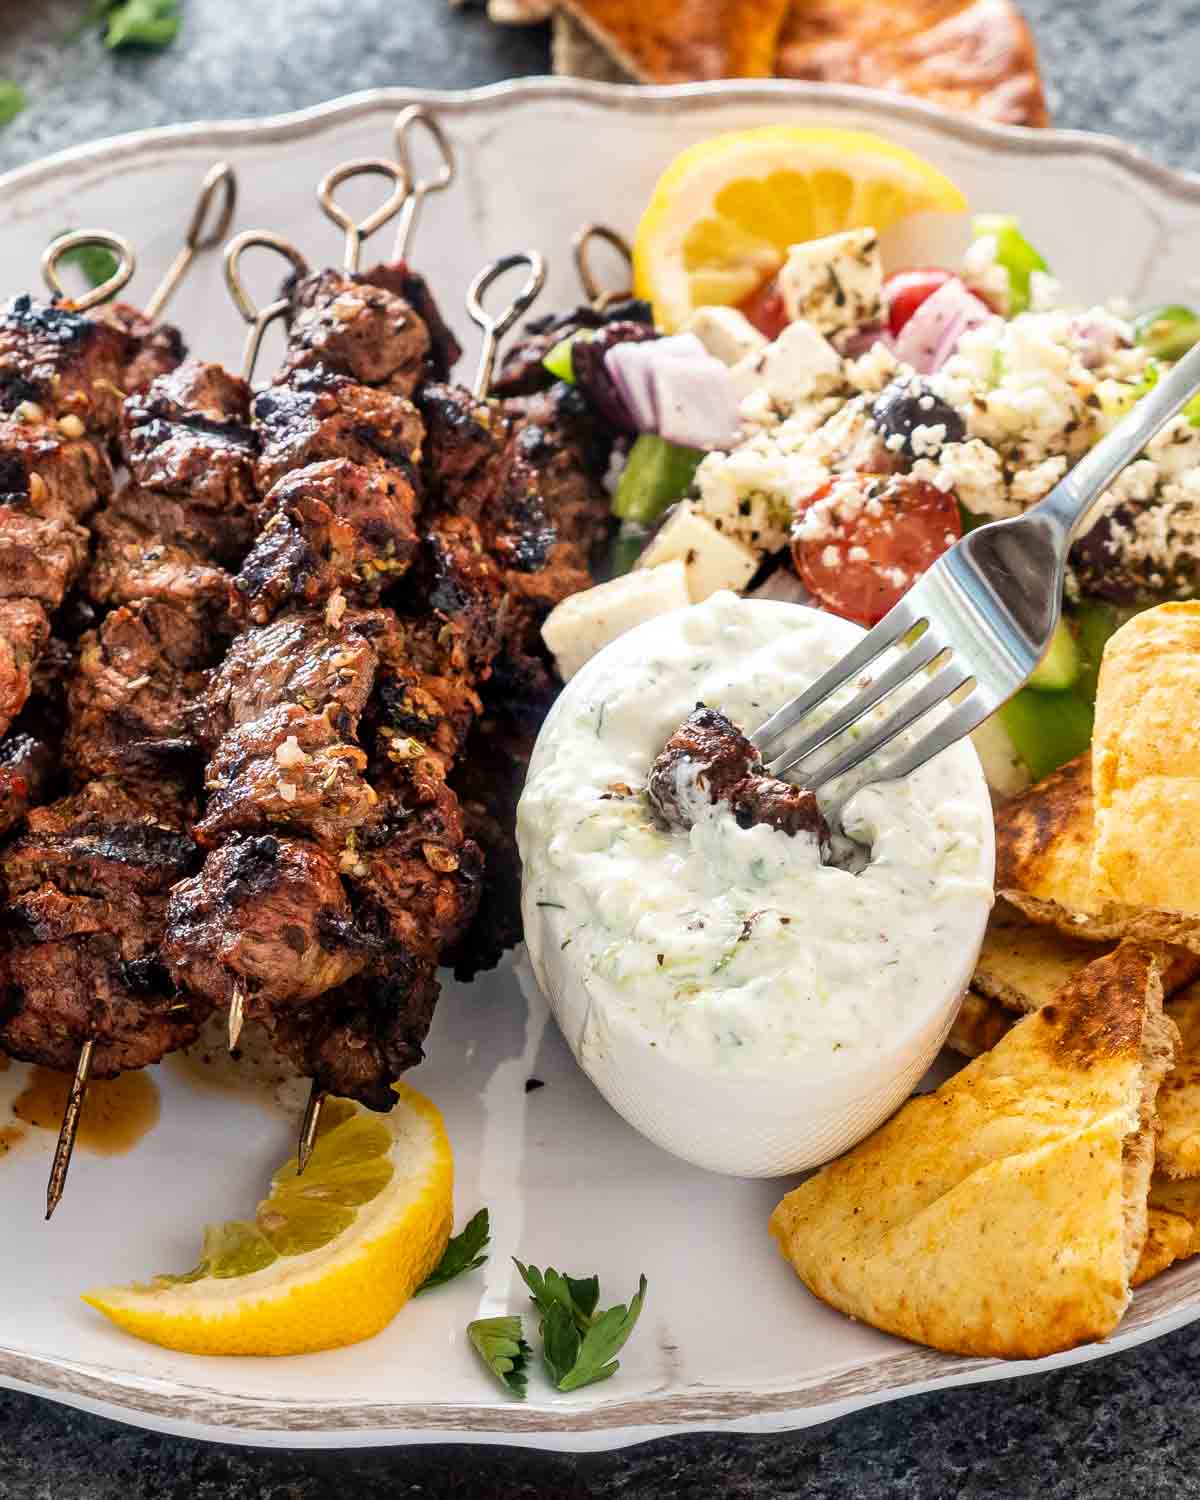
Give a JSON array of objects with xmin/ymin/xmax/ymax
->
[
  {"xmin": 883, "ymin": 267, "xmax": 957, "ymax": 338},
  {"xmin": 737, "ymin": 274, "xmax": 790, "ymax": 342},
  {"xmin": 791, "ymin": 474, "xmax": 962, "ymax": 626}
]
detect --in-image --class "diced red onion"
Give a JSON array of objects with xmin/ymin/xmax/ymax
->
[
  {"xmin": 894, "ymin": 280, "xmax": 993, "ymax": 374},
  {"xmin": 605, "ymin": 333, "xmax": 743, "ymax": 449},
  {"xmin": 1068, "ymin": 313, "xmax": 1127, "ymax": 369}
]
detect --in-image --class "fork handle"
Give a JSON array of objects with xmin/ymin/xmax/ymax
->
[{"xmin": 1034, "ymin": 337, "xmax": 1200, "ymax": 542}]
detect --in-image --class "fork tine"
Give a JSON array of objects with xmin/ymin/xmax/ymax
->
[
  {"xmin": 766, "ymin": 631, "xmax": 947, "ymax": 778},
  {"xmin": 858, "ymin": 693, "xmax": 992, "ymax": 792},
  {"xmin": 805, "ymin": 663, "xmax": 972, "ymax": 791},
  {"xmin": 751, "ymin": 601, "xmax": 922, "ymax": 758}
]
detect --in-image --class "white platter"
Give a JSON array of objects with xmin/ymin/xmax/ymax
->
[{"xmin": 2, "ymin": 78, "xmax": 1200, "ymax": 1452}]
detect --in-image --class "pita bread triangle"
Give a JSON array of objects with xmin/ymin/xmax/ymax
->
[{"xmin": 770, "ymin": 944, "xmax": 1177, "ymax": 1358}]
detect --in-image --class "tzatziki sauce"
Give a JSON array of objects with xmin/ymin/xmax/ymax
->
[{"xmin": 518, "ymin": 592, "xmax": 994, "ymax": 1081}]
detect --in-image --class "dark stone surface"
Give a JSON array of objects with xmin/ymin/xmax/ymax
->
[{"xmin": 0, "ymin": 1, "xmax": 1199, "ymax": 1495}]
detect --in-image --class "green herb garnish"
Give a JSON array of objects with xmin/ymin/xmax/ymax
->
[
  {"xmin": 83, "ymin": 0, "xmax": 181, "ymax": 49},
  {"xmin": 0, "ymin": 83, "xmax": 26, "ymax": 129},
  {"xmin": 515, "ymin": 1260, "xmax": 648, "ymax": 1393},
  {"xmin": 415, "ymin": 1208, "xmax": 490, "ymax": 1294},
  {"xmin": 467, "ymin": 1315, "xmax": 531, "ymax": 1399}
]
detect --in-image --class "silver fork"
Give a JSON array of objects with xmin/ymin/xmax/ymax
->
[{"xmin": 752, "ymin": 338, "xmax": 1200, "ymax": 818}]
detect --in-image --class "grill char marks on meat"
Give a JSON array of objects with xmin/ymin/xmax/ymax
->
[
  {"xmin": 0, "ymin": 779, "xmax": 204, "ymax": 1077},
  {"xmin": 360, "ymin": 262, "xmax": 462, "ymax": 385},
  {"xmin": 282, "ymin": 270, "xmax": 432, "ymax": 394},
  {"xmin": 0, "ymin": 732, "xmax": 55, "ymax": 840},
  {"xmin": 0, "ymin": 599, "xmax": 50, "ymax": 739},
  {"xmin": 234, "ymin": 457, "xmax": 419, "ymax": 624},
  {"xmin": 162, "ymin": 833, "xmax": 374, "ymax": 1012},
  {"xmin": 648, "ymin": 705, "xmax": 832, "ymax": 851}
]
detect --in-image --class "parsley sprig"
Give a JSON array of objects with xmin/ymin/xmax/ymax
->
[
  {"xmin": 80, "ymin": 0, "xmax": 181, "ymax": 50},
  {"xmin": 467, "ymin": 1316, "xmax": 531, "ymax": 1399},
  {"xmin": 0, "ymin": 83, "xmax": 25, "ymax": 129},
  {"xmin": 515, "ymin": 1260, "xmax": 648, "ymax": 1393},
  {"xmin": 415, "ymin": 1208, "xmax": 490, "ymax": 1295},
  {"xmin": 53, "ymin": 230, "xmax": 119, "ymax": 288}
]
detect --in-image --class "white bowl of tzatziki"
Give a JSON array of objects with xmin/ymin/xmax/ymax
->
[{"xmin": 517, "ymin": 591, "xmax": 994, "ymax": 1177}]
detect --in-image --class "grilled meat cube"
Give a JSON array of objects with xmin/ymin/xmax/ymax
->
[
  {"xmin": 196, "ymin": 607, "xmax": 386, "ymax": 751},
  {"xmin": 234, "ymin": 458, "xmax": 419, "ymax": 623},
  {"xmin": 0, "ymin": 503, "xmax": 90, "ymax": 609},
  {"xmin": 360, "ymin": 261, "xmax": 462, "ymax": 384},
  {"xmin": 282, "ymin": 270, "xmax": 431, "ymax": 394},
  {"xmin": 411, "ymin": 514, "xmax": 505, "ymax": 678},
  {"xmin": 89, "ymin": 502, "xmax": 234, "ymax": 621},
  {"xmin": 0, "ymin": 599, "xmax": 50, "ymax": 738},
  {"xmin": 65, "ymin": 600, "xmax": 213, "ymax": 779},
  {"xmin": 0, "ymin": 732, "xmax": 55, "ymax": 839},
  {"xmin": 0, "ymin": 295, "xmax": 132, "ymax": 435},
  {"xmin": 0, "ymin": 415, "xmax": 113, "ymax": 522},
  {"xmin": 162, "ymin": 833, "xmax": 374, "ymax": 1010},
  {"xmin": 252, "ymin": 367, "xmax": 424, "ymax": 495},
  {"xmin": 492, "ymin": 298, "xmax": 654, "ymax": 398},
  {"xmin": 503, "ymin": 384, "xmax": 613, "ymax": 561},
  {"xmin": 196, "ymin": 703, "xmax": 378, "ymax": 849},
  {"xmin": 349, "ymin": 769, "xmax": 482, "ymax": 961},
  {"xmin": 263, "ymin": 957, "xmax": 439, "ymax": 1110},
  {"xmin": 121, "ymin": 360, "xmax": 257, "ymax": 532},
  {"xmin": 106, "ymin": 302, "xmax": 186, "ymax": 395},
  {"xmin": 648, "ymin": 705, "xmax": 831, "ymax": 849}
]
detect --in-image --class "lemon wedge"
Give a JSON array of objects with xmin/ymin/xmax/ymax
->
[
  {"xmin": 82, "ymin": 1083, "xmax": 453, "ymax": 1356},
  {"xmin": 633, "ymin": 126, "xmax": 968, "ymax": 331}
]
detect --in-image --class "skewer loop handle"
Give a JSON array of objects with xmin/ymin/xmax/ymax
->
[
  {"xmin": 466, "ymin": 250, "xmax": 547, "ymax": 398},
  {"xmin": 573, "ymin": 222, "xmax": 634, "ymax": 310},
  {"xmin": 145, "ymin": 160, "xmax": 238, "ymax": 321},
  {"xmin": 392, "ymin": 107, "xmax": 456, "ymax": 263},
  {"xmin": 317, "ymin": 157, "xmax": 409, "ymax": 275},
  {"xmin": 222, "ymin": 230, "xmax": 310, "ymax": 383},
  {"xmin": 41, "ymin": 230, "xmax": 136, "ymax": 312}
]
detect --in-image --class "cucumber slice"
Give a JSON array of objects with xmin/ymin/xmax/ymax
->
[
  {"xmin": 1027, "ymin": 618, "xmax": 1080, "ymax": 692},
  {"xmin": 997, "ymin": 688, "xmax": 1093, "ymax": 783},
  {"xmin": 969, "ymin": 714, "xmax": 1032, "ymax": 797},
  {"xmin": 1071, "ymin": 599, "xmax": 1120, "ymax": 705}
]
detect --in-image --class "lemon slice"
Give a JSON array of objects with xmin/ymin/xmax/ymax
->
[
  {"xmin": 82, "ymin": 1083, "xmax": 453, "ymax": 1356},
  {"xmin": 633, "ymin": 126, "xmax": 968, "ymax": 331}
]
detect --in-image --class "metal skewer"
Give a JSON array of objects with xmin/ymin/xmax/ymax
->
[
  {"xmin": 392, "ymin": 106, "xmax": 455, "ymax": 264},
  {"xmin": 466, "ymin": 251, "xmax": 547, "ymax": 398},
  {"xmin": 228, "ymin": 980, "xmax": 247, "ymax": 1053},
  {"xmin": 222, "ymin": 231, "xmax": 311, "ymax": 384},
  {"xmin": 572, "ymin": 223, "xmax": 633, "ymax": 311},
  {"xmin": 144, "ymin": 161, "xmax": 238, "ymax": 321},
  {"xmin": 44, "ymin": 1040, "xmax": 93, "ymax": 1220},
  {"xmin": 41, "ymin": 229, "xmax": 137, "ymax": 309}
]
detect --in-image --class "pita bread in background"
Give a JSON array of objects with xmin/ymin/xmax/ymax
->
[
  {"xmin": 1133, "ymin": 1204, "xmax": 1198, "ymax": 1287},
  {"xmin": 975, "ymin": 898, "xmax": 1110, "ymax": 1012},
  {"xmin": 556, "ymin": 0, "xmax": 790, "ymax": 82},
  {"xmin": 995, "ymin": 753, "xmax": 1200, "ymax": 955},
  {"xmin": 776, "ymin": 0, "xmax": 1048, "ymax": 126},
  {"xmin": 1156, "ymin": 981, "xmax": 1200, "ymax": 1179},
  {"xmin": 1092, "ymin": 604, "xmax": 1200, "ymax": 917},
  {"xmin": 946, "ymin": 989, "xmax": 1016, "ymax": 1059},
  {"xmin": 1143, "ymin": 1174, "xmax": 1200, "ymax": 1275},
  {"xmin": 770, "ymin": 945, "xmax": 1177, "ymax": 1358}
]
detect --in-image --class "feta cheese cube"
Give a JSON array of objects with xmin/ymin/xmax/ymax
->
[
  {"xmin": 684, "ymin": 306, "xmax": 768, "ymax": 366},
  {"xmin": 731, "ymin": 320, "xmax": 842, "ymax": 414},
  {"xmin": 634, "ymin": 501, "xmax": 759, "ymax": 600},
  {"xmin": 541, "ymin": 560, "xmax": 691, "ymax": 681},
  {"xmin": 778, "ymin": 229, "xmax": 883, "ymax": 337}
]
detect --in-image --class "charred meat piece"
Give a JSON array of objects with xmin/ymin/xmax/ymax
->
[
  {"xmin": 648, "ymin": 705, "xmax": 831, "ymax": 848},
  {"xmin": 493, "ymin": 298, "xmax": 654, "ymax": 398},
  {"xmin": 263, "ymin": 958, "xmax": 439, "ymax": 1111},
  {"xmin": 0, "ymin": 503, "xmax": 90, "ymax": 609},
  {"xmin": 234, "ymin": 458, "xmax": 419, "ymax": 623},
  {"xmin": 195, "ymin": 607, "xmax": 386, "ymax": 751},
  {"xmin": 0, "ymin": 779, "xmax": 202, "ymax": 1076},
  {"xmin": 0, "ymin": 732, "xmax": 55, "ymax": 838},
  {"xmin": 0, "ymin": 415, "xmax": 113, "ymax": 522},
  {"xmin": 0, "ymin": 599, "xmax": 50, "ymax": 738},
  {"xmin": 65, "ymin": 599, "xmax": 213, "ymax": 779},
  {"xmin": 0, "ymin": 295, "xmax": 131, "ymax": 434},
  {"xmin": 361, "ymin": 261, "xmax": 462, "ymax": 384},
  {"xmin": 252, "ymin": 367, "xmax": 424, "ymax": 495},
  {"xmin": 89, "ymin": 501, "xmax": 234, "ymax": 621},
  {"xmin": 105, "ymin": 302, "xmax": 187, "ymax": 395},
  {"xmin": 282, "ymin": 270, "xmax": 431, "ymax": 394},
  {"xmin": 162, "ymin": 833, "xmax": 374, "ymax": 1011},
  {"xmin": 196, "ymin": 703, "xmax": 378, "ymax": 849}
]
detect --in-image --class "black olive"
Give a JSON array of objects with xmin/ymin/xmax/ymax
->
[{"xmin": 870, "ymin": 377, "xmax": 966, "ymax": 456}]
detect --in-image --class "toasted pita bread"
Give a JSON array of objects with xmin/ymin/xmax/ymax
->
[
  {"xmin": 1156, "ymin": 981, "xmax": 1200, "ymax": 1179},
  {"xmin": 770, "ymin": 945, "xmax": 1177, "ymax": 1358},
  {"xmin": 946, "ymin": 988, "xmax": 1016, "ymax": 1058},
  {"xmin": 976, "ymin": 898, "xmax": 1110, "ymax": 1011},
  {"xmin": 1092, "ymin": 604, "xmax": 1200, "ymax": 916},
  {"xmin": 1132, "ymin": 1205, "xmax": 1197, "ymax": 1287},
  {"xmin": 775, "ymin": 0, "xmax": 1048, "ymax": 127},
  {"xmin": 995, "ymin": 753, "xmax": 1200, "ymax": 954},
  {"xmin": 557, "ymin": 0, "xmax": 789, "ymax": 82}
]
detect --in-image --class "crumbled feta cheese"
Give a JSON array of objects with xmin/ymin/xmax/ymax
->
[
  {"xmin": 275, "ymin": 735, "xmax": 310, "ymax": 768},
  {"xmin": 685, "ymin": 306, "xmax": 767, "ymax": 366},
  {"xmin": 694, "ymin": 432, "xmax": 828, "ymax": 553},
  {"xmin": 911, "ymin": 439, "xmax": 1009, "ymax": 517},
  {"xmin": 845, "ymin": 340, "xmax": 901, "ymax": 394},
  {"xmin": 635, "ymin": 500, "xmax": 760, "ymax": 596},
  {"xmin": 778, "ymin": 228, "xmax": 883, "ymax": 337},
  {"xmin": 961, "ymin": 234, "xmax": 1010, "ymax": 312},
  {"xmin": 731, "ymin": 320, "xmax": 843, "ymax": 420}
]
